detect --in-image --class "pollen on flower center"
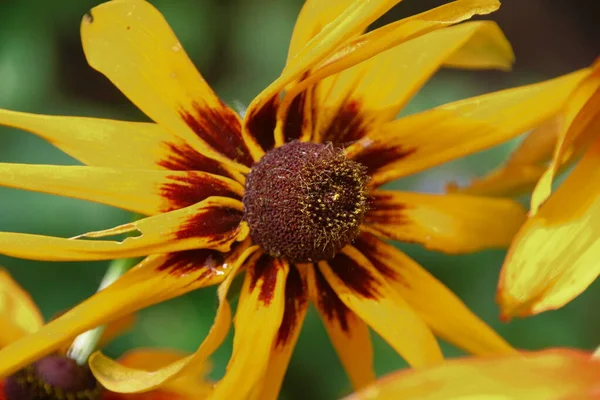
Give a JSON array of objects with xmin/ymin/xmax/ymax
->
[
  {"xmin": 4, "ymin": 355, "xmax": 101, "ymax": 400},
  {"xmin": 243, "ymin": 140, "xmax": 369, "ymax": 263}
]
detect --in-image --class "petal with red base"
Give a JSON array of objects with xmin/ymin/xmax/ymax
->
[
  {"xmin": 318, "ymin": 247, "xmax": 443, "ymax": 367},
  {"xmin": 363, "ymin": 190, "xmax": 525, "ymax": 253}
]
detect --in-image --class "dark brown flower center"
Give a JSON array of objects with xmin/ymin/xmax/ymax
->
[
  {"xmin": 4, "ymin": 355, "xmax": 101, "ymax": 400},
  {"xmin": 243, "ymin": 141, "xmax": 369, "ymax": 263}
]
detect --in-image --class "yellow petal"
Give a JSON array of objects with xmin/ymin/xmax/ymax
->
[
  {"xmin": 97, "ymin": 314, "xmax": 136, "ymax": 349},
  {"xmin": 250, "ymin": 266, "xmax": 309, "ymax": 400},
  {"xmin": 355, "ymin": 232, "xmax": 515, "ymax": 356},
  {"xmin": 211, "ymin": 255, "xmax": 289, "ymax": 400},
  {"xmin": 313, "ymin": 20, "xmax": 512, "ymax": 145},
  {"xmin": 0, "ymin": 197, "xmax": 246, "ymax": 261},
  {"xmin": 0, "ymin": 164, "xmax": 243, "ymax": 215},
  {"xmin": 89, "ymin": 246, "xmax": 260, "ymax": 394},
  {"xmin": 307, "ymin": 266, "xmax": 375, "ymax": 390},
  {"xmin": 0, "ymin": 242, "xmax": 255, "ymax": 379},
  {"xmin": 116, "ymin": 348, "xmax": 212, "ymax": 397},
  {"xmin": 286, "ymin": 0, "xmax": 355, "ymax": 63},
  {"xmin": 363, "ymin": 191, "xmax": 525, "ymax": 253},
  {"xmin": 531, "ymin": 63, "xmax": 600, "ymax": 214},
  {"xmin": 0, "ymin": 111, "xmax": 241, "ymax": 181},
  {"xmin": 81, "ymin": 0, "xmax": 259, "ymax": 168},
  {"xmin": 0, "ymin": 269, "xmax": 44, "ymax": 347},
  {"xmin": 296, "ymin": 0, "xmax": 505, "ymax": 119},
  {"xmin": 318, "ymin": 247, "xmax": 443, "ymax": 367},
  {"xmin": 245, "ymin": 0, "xmax": 401, "ymax": 129},
  {"xmin": 450, "ymin": 118, "xmax": 562, "ymax": 197},
  {"xmin": 345, "ymin": 68, "xmax": 591, "ymax": 186},
  {"xmin": 345, "ymin": 349, "xmax": 600, "ymax": 400},
  {"xmin": 499, "ymin": 135, "xmax": 600, "ymax": 318}
]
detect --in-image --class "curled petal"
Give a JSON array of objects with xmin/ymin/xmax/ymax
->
[
  {"xmin": 0, "ymin": 242, "xmax": 255, "ymax": 379},
  {"xmin": 0, "ymin": 164, "xmax": 243, "ymax": 215},
  {"xmin": 81, "ymin": 0, "xmax": 259, "ymax": 167},
  {"xmin": 346, "ymin": 68, "xmax": 591, "ymax": 186},
  {"xmin": 345, "ymin": 349, "xmax": 600, "ymax": 400},
  {"xmin": 355, "ymin": 232, "xmax": 515, "ymax": 356},
  {"xmin": 499, "ymin": 135, "xmax": 600, "ymax": 318},
  {"xmin": 363, "ymin": 190, "xmax": 525, "ymax": 253},
  {"xmin": 319, "ymin": 247, "xmax": 443, "ymax": 367},
  {"xmin": 0, "ymin": 197, "xmax": 246, "ymax": 261},
  {"xmin": 307, "ymin": 266, "xmax": 375, "ymax": 390},
  {"xmin": 0, "ymin": 269, "xmax": 43, "ymax": 347}
]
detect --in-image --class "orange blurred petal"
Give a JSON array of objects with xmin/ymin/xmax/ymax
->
[
  {"xmin": 499, "ymin": 135, "xmax": 600, "ymax": 318},
  {"xmin": 0, "ymin": 197, "xmax": 246, "ymax": 261},
  {"xmin": 308, "ymin": 266, "xmax": 375, "ymax": 390},
  {"xmin": 0, "ymin": 164, "xmax": 243, "ymax": 216},
  {"xmin": 81, "ymin": 0, "xmax": 259, "ymax": 168},
  {"xmin": 0, "ymin": 269, "xmax": 43, "ymax": 347},
  {"xmin": 363, "ymin": 190, "xmax": 525, "ymax": 253},
  {"xmin": 211, "ymin": 255, "xmax": 289, "ymax": 400},
  {"xmin": 0, "ymin": 243, "xmax": 255, "ymax": 379},
  {"xmin": 345, "ymin": 349, "xmax": 600, "ymax": 400},
  {"xmin": 318, "ymin": 247, "xmax": 443, "ymax": 367},
  {"xmin": 346, "ymin": 68, "xmax": 590, "ymax": 186},
  {"xmin": 356, "ymin": 232, "xmax": 515, "ymax": 356}
]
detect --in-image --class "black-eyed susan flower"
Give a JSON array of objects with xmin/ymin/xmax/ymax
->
[
  {"xmin": 0, "ymin": 269, "xmax": 211, "ymax": 400},
  {"xmin": 345, "ymin": 348, "xmax": 600, "ymax": 400},
  {"xmin": 0, "ymin": 0, "xmax": 593, "ymax": 398},
  {"xmin": 451, "ymin": 60, "xmax": 600, "ymax": 318}
]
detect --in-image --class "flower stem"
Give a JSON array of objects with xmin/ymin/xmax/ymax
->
[{"xmin": 67, "ymin": 257, "xmax": 135, "ymax": 365}]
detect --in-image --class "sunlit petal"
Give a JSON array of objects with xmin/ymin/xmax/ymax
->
[
  {"xmin": 319, "ymin": 247, "xmax": 443, "ymax": 367},
  {"xmin": 81, "ymin": 0, "xmax": 259, "ymax": 167},
  {"xmin": 345, "ymin": 349, "xmax": 600, "ymax": 400},
  {"xmin": 345, "ymin": 68, "xmax": 590, "ymax": 186},
  {"xmin": 0, "ymin": 269, "xmax": 44, "ymax": 347},
  {"xmin": 356, "ymin": 232, "xmax": 515, "ymax": 356},
  {"xmin": 307, "ymin": 266, "xmax": 375, "ymax": 390},
  {"xmin": 499, "ymin": 135, "xmax": 600, "ymax": 318},
  {"xmin": 0, "ymin": 164, "xmax": 243, "ymax": 215},
  {"xmin": 211, "ymin": 255, "xmax": 289, "ymax": 400},
  {"xmin": 363, "ymin": 191, "xmax": 525, "ymax": 253},
  {"xmin": 0, "ymin": 197, "xmax": 246, "ymax": 261}
]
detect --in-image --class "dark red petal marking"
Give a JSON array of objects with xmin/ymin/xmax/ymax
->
[
  {"xmin": 245, "ymin": 96, "xmax": 278, "ymax": 151},
  {"xmin": 320, "ymin": 100, "xmax": 368, "ymax": 147},
  {"xmin": 314, "ymin": 266, "xmax": 351, "ymax": 332},
  {"xmin": 352, "ymin": 143, "xmax": 417, "ymax": 176},
  {"xmin": 363, "ymin": 192, "xmax": 411, "ymax": 225},
  {"xmin": 175, "ymin": 206, "xmax": 243, "ymax": 240},
  {"xmin": 160, "ymin": 172, "xmax": 241, "ymax": 212},
  {"xmin": 179, "ymin": 101, "xmax": 253, "ymax": 167},
  {"xmin": 158, "ymin": 142, "xmax": 232, "ymax": 178},
  {"xmin": 249, "ymin": 254, "xmax": 283, "ymax": 306},
  {"xmin": 282, "ymin": 91, "xmax": 307, "ymax": 143},
  {"xmin": 157, "ymin": 248, "xmax": 225, "ymax": 279},
  {"xmin": 354, "ymin": 232, "xmax": 408, "ymax": 287},
  {"xmin": 276, "ymin": 265, "xmax": 307, "ymax": 346},
  {"xmin": 328, "ymin": 252, "xmax": 379, "ymax": 299}
]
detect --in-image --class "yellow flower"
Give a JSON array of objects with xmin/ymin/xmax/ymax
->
[
  {"xmin": 452, "ymin": 60, "xmax": 600, "ymax": 318},
  {"xmin": 344, "ymin": 348, "xmax": 600, "ymax": 400},
  {"xmin": 0, "ymin": 0, "xmax": 591, "ymax": 397},
  {"xmin": 0, "ymin": 269, "xmax": 210, "ymax": 400}
]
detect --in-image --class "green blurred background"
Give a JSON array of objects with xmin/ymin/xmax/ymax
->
[{"xmin": 0, "ymin": 0, "xmax": 598, "ymax": 398}]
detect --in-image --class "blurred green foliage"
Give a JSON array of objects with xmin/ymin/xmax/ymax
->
[{"xmin": 0, "ymin": 1, "xmax": 598, "ymax": 399}]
